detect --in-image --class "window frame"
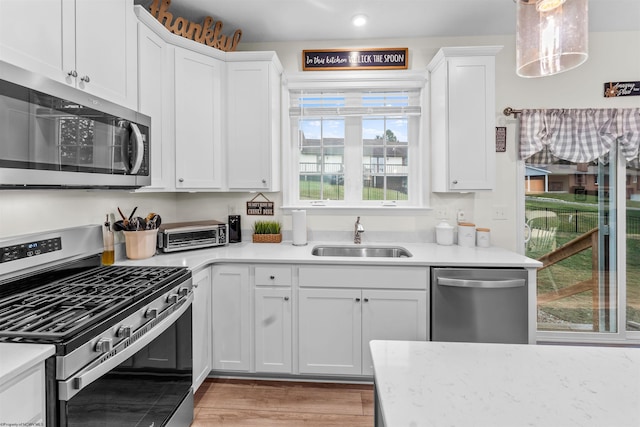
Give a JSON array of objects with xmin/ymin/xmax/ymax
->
[{"xmin": 282, "ymin": 70, "xmax": 429, "ymax": 212}]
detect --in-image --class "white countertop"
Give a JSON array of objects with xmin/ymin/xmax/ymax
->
[
  {"xmin": 0, "ymin": 343, "xmax": 55, "ymax": 384},
  {"xmin": 370, "ymin": 340, "xmax": 640, "ymax": 427},
  {"xmin": 117, "ymin": 240, "xmax": 542, "ymax": 271}
]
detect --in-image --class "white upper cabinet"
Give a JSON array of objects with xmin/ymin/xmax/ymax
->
[
  {"xmin": 0, "ymin": 0, "xmax": 138, "ymax": 109},
  {"xmin": 428, "ymin": 46, "xmax": 502, "ymax": 192},
  {"xmin": 226, "ymin": 56, "xmax": 282, "ymax": 191},
  {"xmin": 174, "ymin": 48, "xmax": 224, "ymax": 190}
]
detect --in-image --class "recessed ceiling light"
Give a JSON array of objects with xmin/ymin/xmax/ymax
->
[{"xmin": 352, "ymin": 14, "xmax": 367, "ymax": 27}]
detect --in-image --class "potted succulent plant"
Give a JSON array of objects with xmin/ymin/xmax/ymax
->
[{"xmin": 252, "ymin": 220, "xmax": 282, "ymax": 243}]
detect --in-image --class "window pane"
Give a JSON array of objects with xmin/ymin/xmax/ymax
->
[
  {"xmin": 525, "ymin": 159, "xmax": 616, "ymax": 333},
  {"xmin": 299, "ymin": 117, "xmax": 344, "ymax": 201},
  {"xmin": 362, "ymin": 117, "xmax": 408, "ymax": 201},
  {"xmin": 626, "ymin": 160, "xmax": 640, "ymax": 331}
]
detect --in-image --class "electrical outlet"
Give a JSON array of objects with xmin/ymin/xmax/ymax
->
[
  {"xmin": 435, "ymin": 208, "xmax": 449, "ymax": 219},
  {"xmin": 493, "ymin": 206, "xmax": 507, "ymax": 220},
  {"xmin": 457, "ymin": 209, "xmax": 466, "ymax": 222}
]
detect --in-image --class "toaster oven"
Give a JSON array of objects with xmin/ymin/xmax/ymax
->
[{"xmin": 157, "ymin": 220, "xmax": 228, "ymax": 252}]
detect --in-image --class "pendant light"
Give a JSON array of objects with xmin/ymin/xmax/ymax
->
[{"xmin": 516, "ymin": 0, "xmax": 588, "ymax": 77}]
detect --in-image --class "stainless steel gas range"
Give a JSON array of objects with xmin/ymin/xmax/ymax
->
[{"xmin": 0, "ymin": 226, "xmax": 194, "ymax": 427}]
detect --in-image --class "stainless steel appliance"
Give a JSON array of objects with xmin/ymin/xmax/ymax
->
[
  {"xmin": 431, "ymin": 267, "xmax": 529, "ymax": 344},
  {"xmin": 0, "ymin": 61, "xmax": 151, "ymax": 189},
  {"xmin": 0, "ymin": 226, "xmax": 193, "ymax": 426},
  {"xmin": 157, "ymin": 220, "xmax": 228, "ymax": 253}
]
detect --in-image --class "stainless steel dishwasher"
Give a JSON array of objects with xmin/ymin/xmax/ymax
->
[{"xmin": 431, "ymin": 268, "xmax": 529, "ymax": 344}]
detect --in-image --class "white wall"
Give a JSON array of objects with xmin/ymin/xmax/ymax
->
[{"xmin": 1, "ymin": 31, "xmax": 638, "ymax": 251}]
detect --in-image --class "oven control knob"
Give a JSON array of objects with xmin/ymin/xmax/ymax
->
[
  {"xmin": 117, "ymin": 325, "xmax": 132, "ymax": 338},
  {"xmin": 145, "ymin": 308, "xmax": 159, "ymax": 319},
  {"xmin": 95, "ymin": 337, "xmax": 113, "ymax": 353},
  {"xmin": 178, "ymin": 287, "xmax": 189, "ymax": 297},
  {"xmin": 166, "ymin": 294, "xmax": 179, "ymax": 304}
]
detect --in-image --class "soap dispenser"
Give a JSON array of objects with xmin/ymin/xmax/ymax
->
[{"xmin": 435, "ymin": 220, "xmax": 454, "ymax": 246}]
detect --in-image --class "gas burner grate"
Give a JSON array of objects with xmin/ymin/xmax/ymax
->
[{"xmin": 0, "ymin": 265, "xmax": 187, "ymax": 342}]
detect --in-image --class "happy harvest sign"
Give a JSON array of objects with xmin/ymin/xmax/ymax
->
[{"xmin": 302, "ymin": 48, "xmax": 408, "ymax": 71}]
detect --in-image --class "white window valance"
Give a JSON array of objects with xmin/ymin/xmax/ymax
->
[{"xmin": 519, "ymin": 108, "xmax": 640, "ymax": 164}]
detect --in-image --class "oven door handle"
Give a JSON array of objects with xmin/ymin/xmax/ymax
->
[{"xmin": 58, "ymin": 293, "xmax": 193, "ymax": 401}]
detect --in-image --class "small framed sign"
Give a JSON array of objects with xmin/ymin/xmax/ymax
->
[
  {"xmin": 246, "ymin": 193, "xmax": 274, "ymax": 216},
  {"xmin": 302, "ymin": 48, "xmax": 408, "ymax": 71},
  {"xmin": 604, "ymin": 81, "xmax": 640, "ymax": 97}
]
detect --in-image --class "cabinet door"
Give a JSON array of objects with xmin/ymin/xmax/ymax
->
[
  {"xmin": 192, "ymin": 268, "xmax": 212, "ymax": 392},
  {"xmin": 174, "ymin": 48, "xmax": 223, "ymax": 190},
  {"xmin": 211, "ymin": 265, "xmax": 250, "ymax": 371},
  {"xmin": 254, "ymin": 287, "xmax": 292, "ymax": 373},
  {"xmin": 0, "ymin": 363, "xmax": 45, "ymax": 425},
  {"xmin": 137, "ymin": 23, "xmax": 173, "ymax": 190},
  {"xmin": 361, "ymin": 290, "xmax": 427, "ymax": 376},
  {"xmin": 446, "ymin": 56, "xmax": 495, "ymax": 191},
  {"xmin": 74, "ymin": 0, "xmax": 138, "ymax": 108},
  {"xmin": 226, "ymin": 61, "xmax": 280, "ymax": 191},
  {"xmin": 298, "ymin": 288, "xmax": 362, "ymax": 375},
  {"xmin": 0, "ymin": 0, "xmax": 72, "ymax": 82}
]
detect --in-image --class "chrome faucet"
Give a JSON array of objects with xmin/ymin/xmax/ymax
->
[{"xmin": 354, "ymin": 216, "xmax": 364, "ymax": 244}]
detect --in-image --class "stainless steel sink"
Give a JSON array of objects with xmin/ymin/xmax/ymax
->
[{"xmin": 311, "ymin": 245, "xmax": 413, "ymax": 258}]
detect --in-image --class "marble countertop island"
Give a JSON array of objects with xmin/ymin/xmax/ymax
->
[{"xmin": 370, "ymin": 340, "xmax": 640, "ymax": 427}]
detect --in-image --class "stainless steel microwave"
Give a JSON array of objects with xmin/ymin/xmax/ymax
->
[{"xmin": 0, "ymin": 61, "xmax": 150, "ymax": 189}]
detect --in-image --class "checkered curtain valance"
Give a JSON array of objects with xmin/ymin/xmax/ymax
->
[{"xmin": 519, "ymin": 108, "xmax": 640, "ymax": 164}]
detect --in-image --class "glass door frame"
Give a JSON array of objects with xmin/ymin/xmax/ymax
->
[{"xmin": 517, "ymin": 145, "xmax": 635, "ymax": 344}]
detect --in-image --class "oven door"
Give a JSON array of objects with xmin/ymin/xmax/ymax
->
[{"xmin": 55, "ymin": 298, "xmax": 193, "ymax": 427}]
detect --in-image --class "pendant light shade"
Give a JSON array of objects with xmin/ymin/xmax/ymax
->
[{"xmin": 516, "ymin": 0, "xmax": 588, "ymax": 78}]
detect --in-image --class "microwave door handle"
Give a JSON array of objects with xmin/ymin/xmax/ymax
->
[
  {"xmin": 129, "ymin": 122, "xmax": 144, "ymax": 174},
  {"xmin": 437, "ymin": 277, "xmax": 525, "ymax": 289},
  {"xmin": 58, "ymin": 293, "xmax": 193, "ymax": 401}
]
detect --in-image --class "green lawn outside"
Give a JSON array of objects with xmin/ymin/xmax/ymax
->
[{"xmin": 299, "ymin": 179, "xmax": 408, "ymax": 201}]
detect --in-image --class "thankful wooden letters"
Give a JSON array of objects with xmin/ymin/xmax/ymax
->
[{"xmin": 149, "ymin": 0, "xmax": 242, "ymax": 52}]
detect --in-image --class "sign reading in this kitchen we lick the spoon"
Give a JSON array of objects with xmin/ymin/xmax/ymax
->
[{"xmin": 302, "ymin": 48, "xmax": 408, "ymax": 71}]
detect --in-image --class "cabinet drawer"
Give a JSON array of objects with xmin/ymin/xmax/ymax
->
[
  {"xmin": 255, "ymin": 266, "xmax": 292, "ymax": 287},
  {"xmin": 299, "ymin": 266, "xmax": 428, "ymax": 290}
]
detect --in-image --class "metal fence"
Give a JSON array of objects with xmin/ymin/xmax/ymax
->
[{"xmin": 526, "ymin": 206, "xmax": 640, "ymax": 235}]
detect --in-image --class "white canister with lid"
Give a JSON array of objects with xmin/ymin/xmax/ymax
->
[
  {"xmin": 435, "ymin": 220, "xmax": 454, "ymax": 245},
  {"xmin": 457, "ymin": 222, "xmax": 476, "ymax": 247},
  {"xmin": 476, "ymin": 227, "xmax": 491, "ymax": 247}
]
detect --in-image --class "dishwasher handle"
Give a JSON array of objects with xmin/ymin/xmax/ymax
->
[{"xmin": 437, "ymin": 276, "xmax": 525, "ymax": 289}]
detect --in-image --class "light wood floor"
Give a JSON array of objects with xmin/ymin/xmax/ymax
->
[{"xmin": 193, "ymin": 378, "xmax": 374, "ymax": 426}]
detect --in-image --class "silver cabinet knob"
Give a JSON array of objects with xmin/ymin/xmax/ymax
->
[
  {"xmin": 270, "ymin": 275, "xmax": 275, "ymax": 280},
  {"xmin": 284, "ymin": 296, "xmax": 289, "ymax": 301},
  {"xmin": 452, "ymin": 180, "xmax": 458, "ymax": 184},
  {"xmin": 178, "ymin": 178, "xmax": 184, "ymax": 183},
  {"xmin": 145, "ymin": 308, "xmax": 158, "ymax": 319},
  {"xmin": 80, "ymin": 75, "xmax": 90, "ymax": 83},
  {"xmin": 364, "ymin": 298, "xmax": 369, "ymax": 302},
  {"xmin": 262, "ymin": 179, "xmax": 267, "ymax": 184},
  {"xmin": 117, "ymin": 325, "xmax": 132, "ymax": 338},
  {"xmin": 67, "ymin": 70, "xmax": 78, "ymax": 77},
  {"xmin": 95, "ymin": 337, "xmax": 113, "ymax": 353},
  {"xmin": 355, "ymin": 297, "xmax": 361, "ymax": 302}
]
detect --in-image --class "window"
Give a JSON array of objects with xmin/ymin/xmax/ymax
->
[{"xmin": 284, "ymin": 73, "xmax": 426, "ymax": 209}]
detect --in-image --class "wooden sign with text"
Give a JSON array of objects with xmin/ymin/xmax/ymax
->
[
  {"xmin": 246, "ymin": 193, "xmax": 275, "ymax": 216},
  {"xmin": 149, "ymin": 0, "xmax": 242, "ymax": 52},
  {"xmin": 604, "ymin": 81, "xmax": 640, "ymax": 97},
  {"xmin": 302, "ymin": 48, "xmax": 409, "ymax": 71}
]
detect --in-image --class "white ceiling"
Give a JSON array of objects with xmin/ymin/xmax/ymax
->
[{"xmin": 136, "ymin": 0, "xmax": 640, "ymax": 43}]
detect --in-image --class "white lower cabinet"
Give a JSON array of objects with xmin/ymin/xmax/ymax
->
[
  {"xmin": 298, "ymin": 288, "xmax": 427, "ymax": 376},
  {"xmin": 254, "ymin": 287, "xmax": 292, "ymax": 373},
  {"xmin": 192, "ymin": 267, "xmax": 212, "ymax": 392},
  {"xmin": 298, "ymin": 288, "xmax": 362, "ymax": 375},
  {"xmin": 0, "ymin": 362, "xmax": 46, "ymax": 426},
  {"xmin": 211, "ymin": 265, "xmax": 251, "ymax": 371}
]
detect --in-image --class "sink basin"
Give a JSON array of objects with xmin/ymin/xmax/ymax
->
[{"xmin": 311, "ymin": 245, "xmax": 413, "ymax": 258}]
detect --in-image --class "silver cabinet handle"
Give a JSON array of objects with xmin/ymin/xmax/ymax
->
[
  {"xmin": 179, "ymin": 178, "xmax": 184, "ymax": 183},
  {"xmin": 364, "ymin": 298, "xmax": 369, "ymax": 302},
  {"xmin": 67, "ymin": 70, "xmax": 77, "ymax": 77},
  {"xmin": 80, "ymin": 75, "xmax": 90, "ymax": 83},
  {"xmin": 452, "ymin": 180, "xmax": 458, "ymax": 184},
  {"xmin": 437, "ymin": 277, "xmax": 525, "ymax": 289},
  {"xmin": 262, "ymin": 179, "xmax": 267, "ymax": 184},
  {"xmin": 270, "ymin": 275, "xmax": 275, "ymax": 280},
  {"xmin": 284, "ymin": 296, "xmax": 289, "ymax": 301},
  {"xmin": 355, "ymin": 297, "xmax": 361, "ymax": 302}
]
